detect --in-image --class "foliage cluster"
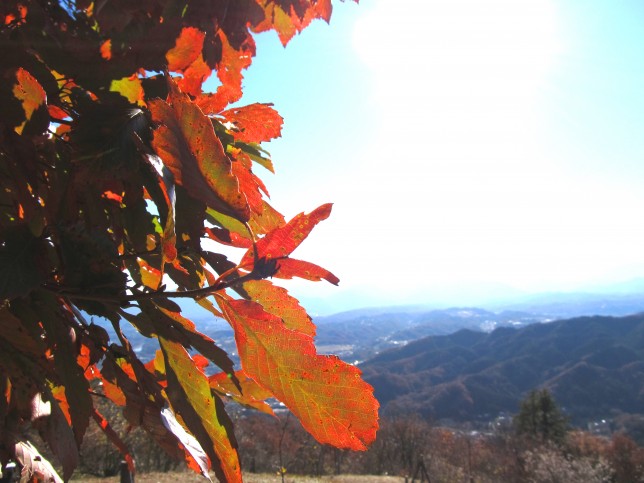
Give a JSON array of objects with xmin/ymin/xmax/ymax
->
[{"xmin": 0, "ymin": 0, "xmax": 378, "ymax": 481}]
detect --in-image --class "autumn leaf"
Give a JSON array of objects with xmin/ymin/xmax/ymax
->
[
  {"xmin": 241, "ymin": 203, "xmax": 333, "ymax": 265},
  {"xmin": 149, "ymin": 303, "xmax": 238, "ymax": 378},
  {"xmin": 178, "ymin": 55, "xmax": 212, "ymax": 98},
  {"xmin": 110, "ymin": 76, "xmax": 145, "ymax": 106},
  {"xmin": 242, "ymin": 279, "xmax": 315, "ymax": 336},
  {"xmin": 195, "ymin": 31, "xmax": 254, "ymax": 114},
  {"xmin": 159, "ymin": 336, "xmax": 241, "ymax": 482},
  {"xmin": 221, "ymin": 103, "xmax": 284, "ymax": 143},
  {"xmin": 0, "ymin": 0, "xmax": 363, "ymax": 478},
  {"xmin": 231, "ymin": 149, "xmax": 268, "ymax": 215},
  {"xmin": 12, "ymin": 67, "xmax": 47, "ymax": 134},
  {"xmin": 150, "ymin": 79, "xmax": 250, "ymax": 221},
  {"xmin": 166, "ymin": 27, "xmax": 213, "ymax": 96},
  {"xmin": 218, "ymin": 297, "xmax": 379, "ymax": 450},
  {"xmin": 253, "ymin": 0, "xmax": 333, "ymax": 46},
  {"xmin": 166, "ymin": 27, "xmax": 206, "ymax": 72},
  {"xmin": 209, "ymin": 370, "xmax": 275, "ymax": 415},
  {"xmin": 273, "ymin": 258, "xmax": 340, "ymax": 285}
]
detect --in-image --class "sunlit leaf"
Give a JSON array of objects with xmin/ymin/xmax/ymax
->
[
  {"xmin": 209, "ymin": 370, "xmax": 275, "ymax": 415},
  {"xmin": 243, "ymin": 279, "xmax": 315, "ymax": 336},
  {"xmin": 159, "ymin": 336, "xmax": 241, "ymax": 482},
  {"xmin": 110, "ymin": 76, "xmax": 145, "ymax": 106},
  {"xmin": 221, "ymin": 103, "xmax": 283, "ymax": 143},
  {"xmin": 241, "ymin": 203, "xmax": 332, "ymax": 265},
  {"xmin": 274, "ymin": 258, "xmax": 340, "ymax": 285},
  {"xmin": 195, "ymin": 31, "xmax": 254, "ymax": 114},
  {"xmin": 218, "ymin": 297, "xmax": 379, "ymax": 450},
  {"xmin": 12, "ymin": 67, "xmax": 47, "ymax": 134},
  {"xmin": 150, "ymin": 79, "xmax": 250, "ymax": 221},
  {"xmin": 166, "ymin": 27, "xmax": 206, "ymax": 72}
]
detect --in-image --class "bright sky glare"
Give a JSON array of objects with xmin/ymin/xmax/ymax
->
[{"xmin": 221, "ymin": 0, "xmax": 644, "ymax": 313}]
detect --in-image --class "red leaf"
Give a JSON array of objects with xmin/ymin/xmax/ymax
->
[
  {"xmin": 241, "ymin": 203, "xmax": 332, "ymax": 266},
  {"xmin": 230, "ymin": 150, "xmax": 267, "ymax": 215},
  {"xmin": 178, "ymin": 55, "xmax": 212, "ymax": 98},
  {"xmin": 221, "ymin": 103, "xmax": 283, "ymax": 143},
  {"xmin": 195, "ymin": 31, "xmax": 254, "ymax": 113},
  {"xmin": 166, "ymin": 27, "xmax": 205, "ymax": 72},
  {"xmin": 275, "ymin": 258, "xmax": 339, "ymax": 285},
  {"xmin": 205, "ymin": 227, "xmax": 253, "ymax": 249},
  {"xmin": 150, "ymin": 78, "xmax": 249, "ymax": 221},
  {"xmin": 218, "ymin": 297, "xmax": 379, "ymax": 450}
]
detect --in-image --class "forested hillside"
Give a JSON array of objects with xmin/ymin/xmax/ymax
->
[{"xmin": 361, "ymin": 314, "xmax": 644, "ymax": 426}]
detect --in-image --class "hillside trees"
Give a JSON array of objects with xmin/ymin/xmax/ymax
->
[
  {"xmin": 0, "ymin": 0, "xmax": 378, "ymax": 481},
  {"xmin": 514, "ymin": 389, "xmax": 569, "ymax": 445}
]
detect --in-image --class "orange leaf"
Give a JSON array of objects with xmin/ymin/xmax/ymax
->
[
  {"xmin": 196, "ymin": 31, "xmax": 253, "ymax": 113},
  {"xmin": 48, "ymin": 104, "xmax": 69, "ymax": 120},
  {"xmin": 242, "ymin": 279, "xmax": 315, "ymax": 337},
  {"xmin": 178, "ymin": 54, "xmax": 212, "ymax": 97},
  {"xmin": 241, "ymin": 203, "xmax": 332, "ymax": 265},
  {"xmin": 209, "ymin": 370, "xmax": 274, "ymax": 415},
  {"xmin": 166, "ymin": 27, "xmax": 205, "ymax": 72},
  {"xmin": 253, "ymin": 0, "xmax": 333, "ymax": 46},
  {"xmin": 218, "ymin": 297, "xmax": 379, "ymax": 450},
  {"xmin": 150, "ymin": 78, "xmax": 249, "ymax": 221},
  {"xmin": 230, "ymin": 151, "xmax": 266, "ymax": 215},
  {"xmin": 100, "ymin": 39, "xmax": 112, "ymax": 60},
  {"xmin": 12, "ymin": 68, "xmax": 46, "ymax": 134},
  {"xmin": 221, "ymin": 103, "xmax": 283, "ymax": 143},
  {"xmin": 274, "ymin": 258, "xmax": 339, "ymax": 285},
  {"xmin": 137, "ymin": 258, "xmax": 162, "ymax": 289}
]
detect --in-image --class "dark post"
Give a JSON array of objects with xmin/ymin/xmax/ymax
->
[{"xmin": 120, "ymin": 460, "xmax": 134, "ymax": 483}]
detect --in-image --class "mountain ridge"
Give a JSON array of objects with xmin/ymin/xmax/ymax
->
[{"xmin": 359, "ymin": 313, "xmax": 644, "ymax": 426}]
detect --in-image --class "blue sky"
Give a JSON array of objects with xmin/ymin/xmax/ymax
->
[{"xmin": 208, "ymin": 1, "xmax": 644, "ymax": 313}]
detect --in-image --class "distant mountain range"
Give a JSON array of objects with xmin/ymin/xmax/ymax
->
[
  {"xmin": 360, "ymin": 313, "xmax": 644, "ymax": 427},
  {"xmin": 103, "ymin": 289, "xmax": 644, "ymax": 368},
  {"xmin": 95, "ymin": 289, "xmax": 644, "ymax": 433}
]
